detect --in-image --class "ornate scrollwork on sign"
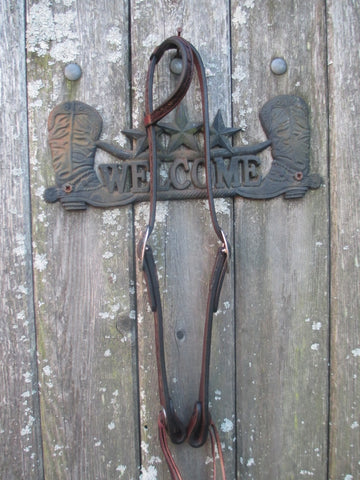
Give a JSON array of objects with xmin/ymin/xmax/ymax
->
[{"xmin": 44, "ymin": 95, "xmax": 321, "ymax": 211}]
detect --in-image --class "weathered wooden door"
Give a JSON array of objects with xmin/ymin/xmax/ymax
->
[{"xmin": 1, "ymin": 0, "xmax": 359, "ymax": 479}]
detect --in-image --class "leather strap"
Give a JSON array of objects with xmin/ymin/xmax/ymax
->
[{"xmin": 138, "ymin": 34, "xmax": 229, "ymax": 479}]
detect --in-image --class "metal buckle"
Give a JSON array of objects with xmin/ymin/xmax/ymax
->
[
  {"xmin": 220, "ymin": 229, "xmax": 230, "ymax": 273},
  {"xmin": 220, "ymin": 229, "xmax": 230, "ymax": 258},
  {"xmin": 139, "ymin": 226, "xmax": 150, "ymax": 268},
  {"xmin": 160, "ymin": 406, "xmax": 168, "ymax": 427}
]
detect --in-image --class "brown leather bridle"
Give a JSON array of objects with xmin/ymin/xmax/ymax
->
[{"xmin": 138, "ymin": 33, "xmax": 230, "ymax": 480}]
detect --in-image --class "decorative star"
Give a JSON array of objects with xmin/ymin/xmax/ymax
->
[
  {"xmin": 210, "ymin": 110, "xmax": 243, "ymax": 152},
  {"xmin": 122, "ymin": 128, "xmax": 149, "ymax": 157},
  {"xmin": 122, "ymin": 124, "xmax": 167, "ymax": 157},
  {"xmin": 158, "ymin": 104, "xmax": 203, "ymax": 153}
]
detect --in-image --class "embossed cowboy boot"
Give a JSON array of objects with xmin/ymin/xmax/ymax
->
[
  {"xmin": 44, "ymin": 101, "xmax": 133, "ymax": 210},
  {"xmin": 236, "ymin": 95, "xmax": 321, "ymax": 199}
]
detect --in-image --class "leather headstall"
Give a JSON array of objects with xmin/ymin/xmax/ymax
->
[{"xmin": 138, "ymin": 33, "xmax": 230, "ymax": 480}]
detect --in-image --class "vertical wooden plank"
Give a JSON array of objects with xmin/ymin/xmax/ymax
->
[
  {"xmin": 0, "ymin": 1, "xmax": 44, "ymax": 478},
  {"xmin": 231, "ymin": 1, "xmax": 329, "ymax": 478},
  {"xmin": 327, "ymin": 1, "xmax": 360, "ymax": 478},
  {"xmin": 26, "ymin": 1, "xmax": 139, "ymax": 478},
  {"xmin": 130, "ymin": 1, "xmax": 235, "ymax": 478}
]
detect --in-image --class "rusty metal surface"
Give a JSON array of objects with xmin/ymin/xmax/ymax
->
[{"xmin": 44, "ymin": 95, "xmax": 321, "ymax": 211}]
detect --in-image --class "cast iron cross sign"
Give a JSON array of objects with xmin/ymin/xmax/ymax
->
[{"xmin": 44, "ymin": 83, "xmax": 321, "ymax": 210}]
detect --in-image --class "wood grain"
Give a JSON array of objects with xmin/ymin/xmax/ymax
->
[
  {"xmin": 130, "ymin": 1, "xmax": 235, "ymax": 477},
  {"xmin": 1, "ymin": 1, "xmax": 358, "ymax": 478},
  {"xmin": 26, "ymin": 1, "xmax": 139, "ymax": 478},
  {"xmin": 231, "ymin": 1, "xmax": 329, "ymax": 478},
  {"xmin": 327, "ymin": 1, "xmax": 360, "ymax": 478},
  {"xmin": 0, "ymin": 1, "xmax": 43, "ymax": 478}
]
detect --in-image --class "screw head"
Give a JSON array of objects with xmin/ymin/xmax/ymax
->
[
  {"xmin": 270, "ymin": 57, "xmax": 287, "ymax": 75},
  {"xmin": 170, "ymin": 57, "xmax": 183, "ymax": 75},
  {"xmin": 64, "ymin": 63, "xmax": 82, "ymax": 81}
]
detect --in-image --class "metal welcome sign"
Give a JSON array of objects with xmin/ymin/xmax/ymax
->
[{"xmin": 44, "ymin": 94, "xmax": 321, "ymax": 211}]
